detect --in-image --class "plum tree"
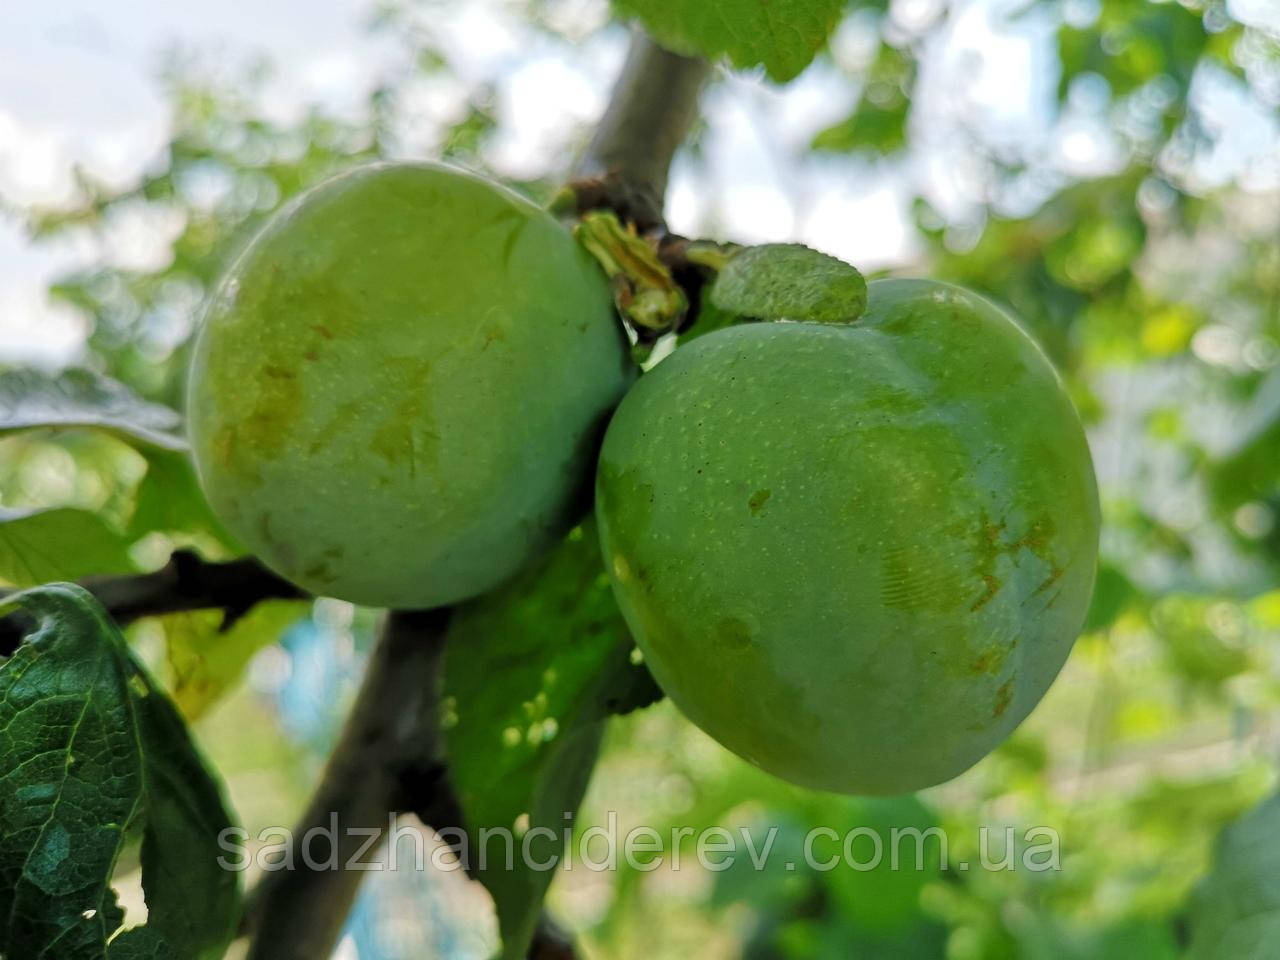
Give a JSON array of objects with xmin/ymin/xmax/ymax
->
[
  {"xmin": 188, "ymin": 163, "xmax": 634, "ymax": 609},
  {"xmin": 595, "ymin": 278, "xmax": 1100, "ymax": 794}
]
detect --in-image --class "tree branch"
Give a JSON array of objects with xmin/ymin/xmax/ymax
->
[
  {"xmin": 0, "ymin": 550, "xmax": 303, "ymax": 656},
  {"xmin": 242, "ymin": 608, "xmax": 452, "ymax": 960},
  {"xmin": 571, "ymin": 30, "xmax": 711, "ymax": 230}
]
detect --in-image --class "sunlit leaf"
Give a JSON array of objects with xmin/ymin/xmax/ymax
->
[
  {"xmin": 444, "ymin": 523, "xmax": 655, "ymax": 959},
  {"xmin": 611, "ymin": 0, "xmax": 846, "ymax": 81},
  {"xmin": 139, "ymin": 600, "xmax": 309, "ymax": 719},
  {"xmin": 1184, "ymin": 790, "xmax": 1280, "ymax": 959}
]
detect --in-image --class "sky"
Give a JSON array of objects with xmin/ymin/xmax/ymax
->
[
  {"xmin": 0, "ymin": 0, "xmax": 1048, "ymax": 367},
  {"xmin": 1, "ymin": 0, "xmax": 1274, "ymax": 369},
  {"xmin": 0, "ymin": 0, "xmax": 399, "ymax": 365}
]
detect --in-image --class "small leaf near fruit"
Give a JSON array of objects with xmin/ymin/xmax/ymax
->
[{"xmin": 710, "ymin": 243, "xmax": 868, "ymax": 325}]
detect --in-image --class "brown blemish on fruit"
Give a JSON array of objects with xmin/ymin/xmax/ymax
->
[
  {"xmin": 969, "ymin": 512, "xmax": 1061, "ymax": 615},
  {"xmin": 748, "ymin": 489, "xmax": 771, "ymax": 515},
  {"xmin": 368, "ymin": 357, "xmax": 439, "ymax": 477},
  {"xmin": 970, "ymin": 641, "xmax": 1009, "ymax": 673},
  {"xmin": 236, "ymin": 358, "xmax": 303, "ymax": 464},
  {"xmin": 970, "ymin": 574, "xmax": 1000, "ymax": 612},
  {"xmin": 1031, "ymin": 563, "xmax": 1064, "ymax": 597},
  {"xmin": 302, "ymin": 560, "xmax": 336, "ymax": 584},
  {"xmin": 212, "ymin": 424, "xmax": 239, "ymax": 472},
  {"xmin": 256, "ymin": 511, "xmax": 296, "ymax": 571},
  {"xmin": 302, "ymin": 544, "xmax": 346, "ymax": 583},
  {"xmin": 716, "ymin": 616, "xmax": 753, "ymax": 651},
  {"xmin": 310, "ymin": 400, "xmax": 363, "ymax": 455},
  {"xmin": 993, "ymin": 679, "xmax": 1014, "ymax": 718},
  {"xmin": 1009, "ymin": 515, "xmax": 1055, "ymax": 554},
  {"xmin": 311, "ymin": 323, "xmax": 335, "ymax": 340}
]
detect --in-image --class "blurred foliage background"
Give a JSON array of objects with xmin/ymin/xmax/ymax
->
[{"xmin": 2, "ymin": 0, "xmax": 1280, "ymax": 957}]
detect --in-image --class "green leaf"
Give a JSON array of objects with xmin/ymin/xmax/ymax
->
[
  {"xmin": 1209, "ymin": 373, "xmax": 1280, "ymax": 512},
  {"xmin": 126, "ymin": 448, "xmax": 241, "ymax": 552},
  {"xmin": 710, "ymin": 243, "xmax": 867, "ymax": 324},
  {"xmin": 610, "ymin": 0, "xmax": 846, "ymax": 82},
  {"xmin": 0, "ymin": 369, "xmax": 186, "ymax": 452},
  {"xmin": 1150, "ymin": 595, "xmax": 1251, "ymax": 689},
  {"xmin": 0, "ymin": 447, "xmax": 238, "ymax": 590},
  {"xmin": 821, "ymin": 796, "xmax": 945, "ymax": 938},
  {"xmin": 444, "ymin": 523, "xmax": 655, "ymax": 960},
  {"xmin": 1056, "ymin": 0, "xmax": 1207, "ymax": 104},
  {"xmin": 142, "ymin": 600, "xmax": 309, "ymax": 719},
  {"xmin": 1011, "ymin": 914, "xmax": 1178, "ymax": 960},
  {"xmin": 811, "ymin": 96, "xmax": 908, "ymax": 154},
  {"xmin": 0, "ymin": 583, "xmax": 241, "ymax": 960},
  {"xmin": 1184, "ymin": 790, "xmax": 1280, "ymax": 959},
  {"xmin": 811, "ymin": 43, "xmax": 914, "ymax": 154},
  {"xmin": 107, "ymin": 927, "xmax": 181, "ymax": 960},
  {"xmin": 1082, "ymin": 561, "xmax": 1139, "ymax": 633},
  {"xmin": 0, "ymin": 506, "xmax": 139, "ymax": 586}
]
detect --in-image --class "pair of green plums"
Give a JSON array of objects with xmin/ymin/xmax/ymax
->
[{"xmin": 188, "ymin": 163, "xmax": 1099, "ymax": 795}]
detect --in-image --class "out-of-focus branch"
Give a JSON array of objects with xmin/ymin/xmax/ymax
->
[
  {"xmin": 0, "ymin": 550, "xmax": 304, "ymax": 655},
  {"xmin": 569, "ymin": 30, "xmax": 711, "ymax": 230},
  {"xmin": 242, "ymin": 608, "xmax": 452, "ymax": 960}
]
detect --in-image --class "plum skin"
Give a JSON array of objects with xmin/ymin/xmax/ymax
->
[
  {"xmin": 595, "ymin": 278, "xmax": 1100, "ymax": 795},
  {"xmin": 188, "ymin": 163, "xmax": 634, "ymax": 609}
]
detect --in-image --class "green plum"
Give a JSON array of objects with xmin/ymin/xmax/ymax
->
[
  {"xmin": 596, "ymin": 278, "xmax": 1099, "ymax": 794},
  {"xmin": 188, "ymin": 163, "xmax": 633, "ymax": 608}
]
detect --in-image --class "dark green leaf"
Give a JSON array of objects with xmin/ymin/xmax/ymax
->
[
  {"xmin": 0, "ymin": 584, "xmax": 240, "ymax": 960},
  {"xmin": 811, "ymin": 97, "xmax": 908, "ymax": 154},
  {"xmin": 710, "ymin": 243, "xmax": 867, "ymax": 324},
  {"xmin": 0, "ymin": 369, "xmax": 185, "ymax": 452},
  {"xmin": 811, "ymin": 44, "xmax": 914, "ymax": 154},
  {"xmin": 1011, "ymin": 914, "xmax": 1178, "ymax": 960},
  {"xmin": 107, "ymin": 924, "xmax": 181, "ymax": 959},
  {"xmin": 1082, "ymin": 561, "xmax": 1139, "ymax": 632},
  {"xmin": 1184, "ymin": 790, "xmax": 1280, "ymax": 959},
  {"xmin": 821, "ymin": 796, "xmax": 945, "ymax": 938},
  {"xmin": 444, "ymin": 523, "xmax": 650, "ymax": 960},
  {"xmin": 1056, "ymin": 0, "xmax": 1207, "ymax": 103},
  {"xmin": 610, "ymin": 0, "xmax": 846, "ymax": 82},
  {"xmin": 1209, "ymin": 375, "xmax": 1280, "ymax": 512}
]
